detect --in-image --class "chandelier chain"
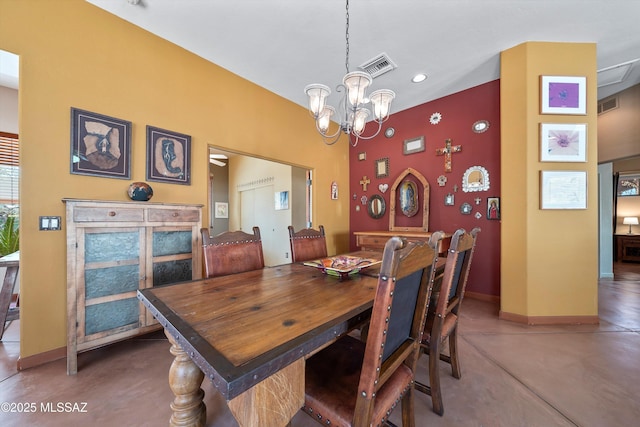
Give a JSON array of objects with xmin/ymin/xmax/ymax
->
[{"xmin": 345, "ymin": 0, "xmax": 350, "ymax": 74}]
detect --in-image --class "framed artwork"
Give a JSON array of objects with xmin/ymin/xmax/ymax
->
[
  {"xmin": 214, "ymin": 202, "xmax": 228, "ymax": 219},
  {"xmin": 403, "ymin": 136, "xmax": 425, "ymax": 155},
  {"xmin": 540, "ymin": 75, "xmax": 586, "ymax": 115},
  {"xmin": 540, "ymin": 170, "xmax": 587, "ymax": 209},
  {"xmin": 146, "ymin": 126, "xmax": 191, "ymax": 185},
  {"xmin": 617, "ymin": 173, "xmax": 640, "ymax": 197},
  {"xmin": 540, "ymin": 123, "xmax": 587, "ymax": 162},
  {"xmin": 375, "ymin": 158, "xmax": 389, "ymax": 178},
  {"xmin": 487, "ymin": 197, "xmax": 500, "ymax": 220},
  {"xmin": 444, "ymin": 193, "xmax": 455, "ymax": 206},
  {"xmin": 358, "ymin": 152, "xmax": 366, "ymax": 161},
  {"xmin": 70, "ymin": 108, "xmax": 131, "ymax": 179},
  {"xmin": 275, "ymin": 191, "xmax": 289, "ymax": 210}
]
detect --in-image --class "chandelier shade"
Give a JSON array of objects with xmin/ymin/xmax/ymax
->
[
  {"xmin": 304, "ymin": 0, "xmax": 395, "ymax": 146},
  {"xmin": 370, "ymin": 89, "xmax": 395, "ymax": 121},
  {"xmin": 304, "ymin": 84, "xmax": 331, "ymax": 117},
  {"xmin": 343, "ymin": 71, "xmax": 372, "ymax": 106},
  {"xmin": 317, "ymin": 105, "xmax": 335, "ymax": 133}
]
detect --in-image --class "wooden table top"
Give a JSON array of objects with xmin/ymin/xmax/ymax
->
[{"xmin": 138, "ymin": 254, "xmax": 380, "ymax": 400}]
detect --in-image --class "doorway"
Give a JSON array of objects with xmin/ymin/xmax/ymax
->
[
  {"xmin": 208, "ymin": 146, "xmax": 311, "ymax": 266},
  {"xmin": 0, "ymin": 49, "xmax": 20, "ymax": 347}
]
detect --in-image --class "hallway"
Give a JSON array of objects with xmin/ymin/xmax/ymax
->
[{"xmin": 1, "ymin": 263, "xmax": 639, "ymax": 426}]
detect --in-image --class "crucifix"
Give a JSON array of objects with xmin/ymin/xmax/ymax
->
[
  {"xmin": 436, "ymin": 138, "xmax": 462, "ymax": 173},
  {"xmin": 359, "ymin": 176, "xmax": 371, "ymax": 191}
]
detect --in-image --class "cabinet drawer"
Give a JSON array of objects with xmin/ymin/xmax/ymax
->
[
  {"xmin": 74, "ymin": 207, "xmax": 144, "ymax": 222},
  {"xmin": 356, "ymin": 235, "xmax": 387, "ymax": 249},
  {"xmin": 148, "ymin": 208, "xmax": 200, "ymax": 222}
]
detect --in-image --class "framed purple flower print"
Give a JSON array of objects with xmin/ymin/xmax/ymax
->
[
  {"xmin": 540, "ymin": 76, "xmax": 586, "ymax": 115},
  {"xmin": 540, "ymin": 123, "xmax": 587, "ymax": 162}
]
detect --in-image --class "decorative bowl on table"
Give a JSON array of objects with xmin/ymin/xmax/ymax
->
[{"xmin": 303, "ymin": 255, "xmax": 381, "ymax": 279}]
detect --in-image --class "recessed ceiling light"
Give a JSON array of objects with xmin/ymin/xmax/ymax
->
[{"xmin": 412, "ymin": 73, "xmax": 427, "ymax": 83}]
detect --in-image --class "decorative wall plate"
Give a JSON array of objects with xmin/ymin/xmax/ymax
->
[
  {"xmin": 462, "ymin": 166, "xmax": 490, "ymax": 192},
  {"xmin": 367, "ymin": 194, "xmax": 386, "ymax": 219},
  {"xmin": 429, "ymin": 112, "xmax": 442, "ymax": 125},
  {"xmin": 460, "ymin": 202, "xmax": 472, "ymax": 215},
  {"xmin": 472, "ymin": 120, "xmax": 490, "ymax": 133},
  {"xmin": 384, "ymin": 127, "xmax": 395, "ymax": 138}
]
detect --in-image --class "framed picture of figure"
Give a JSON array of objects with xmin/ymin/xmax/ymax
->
[{"xmin": 146, "ymin": 125, "xmax": 191, "ymax": 185}]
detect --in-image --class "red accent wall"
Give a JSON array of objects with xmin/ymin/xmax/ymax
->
[{"xmin": 349, "ymin": 80, "xmax": 501, "ymax": 297}]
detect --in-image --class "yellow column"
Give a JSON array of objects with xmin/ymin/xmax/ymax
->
[{"xmin": 500, "ymin": 42, "xmax": 599, "ymax": 324}]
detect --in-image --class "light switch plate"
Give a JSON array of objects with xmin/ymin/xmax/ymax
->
[{"xmin": 39, "ymin": 216, "xmax": 61, "ymax": 231}]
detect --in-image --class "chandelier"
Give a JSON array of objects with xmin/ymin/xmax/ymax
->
[{"xmin": 304, "ymin": 0, "xmax": 395, "ymax": 147}]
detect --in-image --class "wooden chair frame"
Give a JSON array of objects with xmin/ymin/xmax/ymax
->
[
  {"xmin": 415, "ymin": 227, "xmax": 480, "ymax": 416},
  {"xmin": 288, "ymin": 225, "xmax": 328, "ymax": 263},
  {"xmin": 303, "ymin": 232, "xmax": 444, "ymax": 427},
  {"xmin": 201, "ymin": 227, "xmax": 264, "ymax": 278}
]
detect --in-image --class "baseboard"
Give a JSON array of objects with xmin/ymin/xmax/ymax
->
[
  {"xmin": 464, "ymin": 290, "xmax": 499, "ymax": 304},
  {"xmin": 17, "ymin": 346, "xmax": 66, "ymax": 371},
  {"xmin": 599, "ymin": 273, "xmax": 614, "ymax": 279},
  {"xmin": 499, "ymin": 310, "xmax": 600, "ymax": 325}
]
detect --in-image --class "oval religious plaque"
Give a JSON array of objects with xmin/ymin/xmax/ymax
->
[{"xmin": 399, "ymin": 179, "xmax": 419, "ymax": 217}]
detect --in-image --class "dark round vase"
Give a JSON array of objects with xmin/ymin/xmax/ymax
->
[{"xmin": 127, "ymin": 182, "xmax": 153, "ymax": 201}]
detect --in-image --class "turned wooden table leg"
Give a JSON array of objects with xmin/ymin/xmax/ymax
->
[{"xmin": 165, "ymin": 330, "xmax": 206, "ymax": 427}]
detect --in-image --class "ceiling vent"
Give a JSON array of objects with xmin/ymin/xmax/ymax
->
[
  {"xmin": 358, "ymin": 53, "xmax": 397, "ymax": 79},
  {"xmin": 597, "ymin": 60, "xmax": 637, "ymax": 87},
  {"xmin": 598, "ymin": 97, "xmax": 619, "ymax": 115}
]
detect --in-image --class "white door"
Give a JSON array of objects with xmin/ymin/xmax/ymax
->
[{"xmin": 241, "ymin": 185, "xmax": 286, "ymax": 266}]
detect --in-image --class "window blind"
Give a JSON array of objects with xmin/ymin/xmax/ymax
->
[{"xmin": 0, "ymin": 133, "xmax": 19, "ymax": 205}]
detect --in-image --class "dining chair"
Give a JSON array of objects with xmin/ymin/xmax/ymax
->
[
  {"xmin": 303, "ymin": 232, "xmax": 444, "ymax": 427},
  {"xmin": 200, "ymin": 227, "xmax": 265, "ymax": 278},
  {"xmin": 414, "ymin": 227, "xmax": 480, "ymax": 416},
  {"xmin": 288, "ymin": 225, "xmax": 328, "ymax": 263}
]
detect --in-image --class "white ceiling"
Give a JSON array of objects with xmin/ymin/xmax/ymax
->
[{"xmin": 4, "ymin": 1, "xmax": 640, "ymax": 115}]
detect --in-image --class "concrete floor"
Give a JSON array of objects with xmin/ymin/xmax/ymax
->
[{"xmin": 1, "ymin": 262, "xmax": 639, "ymax": 426}]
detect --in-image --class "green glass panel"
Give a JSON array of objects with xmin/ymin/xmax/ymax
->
[
  {"xmin": 153, "ymin": 230, "xmax": 192, "ymax": 257},
  {"xmin": 85, "ymin": 264, "xmax": 139, "ymax": 299},
  {"xmin": 85, "ymin": 298, "xmax": 139, "ymax": 336},
  {"xmin": 153, "ymin": 259, "xmax": 192, "ymax": 286},
  {"xmin": 85, "ymin": 231, "xmax": 139, "ymax": 263}
]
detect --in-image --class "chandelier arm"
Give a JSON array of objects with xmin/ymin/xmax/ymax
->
[
  {"xmin": 351, "ymin": 120, "xmax": 384, "ymax": 141},
  {"xmin": 321, "ymin": 131, "xmax": 345, "ymax": 146},
  {"xmin": 314, "ymin": 119, "xmax": 343, "ymax": 142}
]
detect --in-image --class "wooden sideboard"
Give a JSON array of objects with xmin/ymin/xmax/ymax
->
[
  {"xmin": 615, "ymin": 234, "xmax": 640, "ymax": 262},
  {"xmin": 64, "ymin": 199, "xmax": 203, "ymax": 374},
  {"xmin": 354, "ymin": 230, "xmax": 451, "ymax": 255}
]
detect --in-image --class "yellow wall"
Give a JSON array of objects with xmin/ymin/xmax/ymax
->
[
  {"xmin": 501, "ymin": 42, "xmax": 599, "ymax": 320},
  {"xmin": 0, "ymin": 0, "xmax": 350, "ymax": 360}
]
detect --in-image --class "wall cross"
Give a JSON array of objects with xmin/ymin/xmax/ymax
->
[
  {"xmin": 436, "ymin": 138, "xmax": 462, "ymax": 172},
  {"xmin": 359, "ymin": 176, "xmax": 371, "ymax": 191}
]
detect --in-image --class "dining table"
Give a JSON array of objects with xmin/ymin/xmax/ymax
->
[{"xmin": 137, "ymin": 251, "xmax": 385, "ymax": 427}]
